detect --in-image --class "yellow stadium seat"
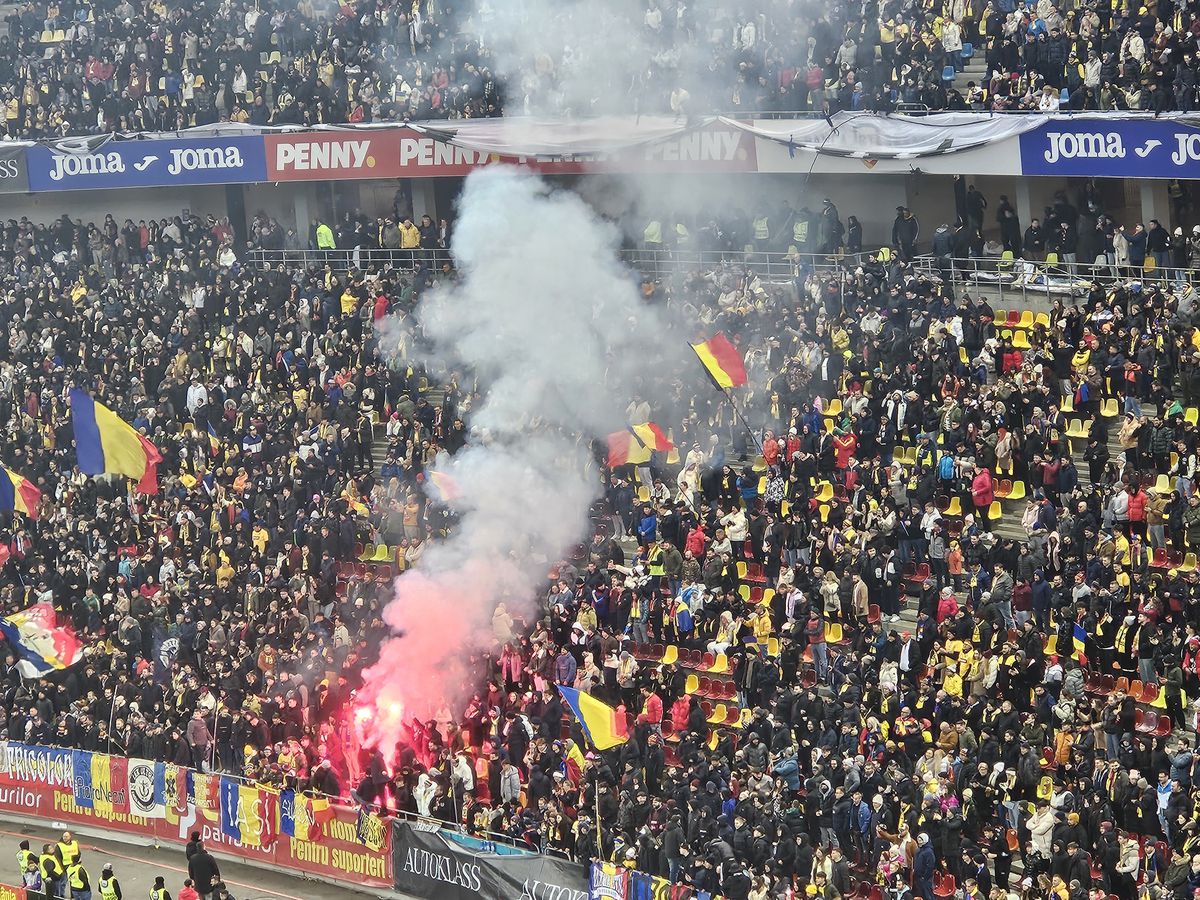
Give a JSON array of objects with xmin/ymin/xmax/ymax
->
[
  {"xmin": 1153, "ymin": 474, "xmax": 1171, "ymax": 494},
  {"xmin": 766, "ymin": 638, "xmax": 780, "ymax": 657},
  {"xmin": 1044, "ymin": 636, "xmax": 1057, "ymax": 654},
  {"xmin": 815, "ymin": 482, "xmax": 834, "ymax": 503},
  {"xmin": 987, "ymin": 501, "xmax": 1002, "ymax": 520},
  {"xmin": 359, "ymin": 543, "xmax": 375, "ymax": 561},
  {"xmin": 685, "ymin": 674, "xmax": 700, "ymax": 694},
  {"xmin": 1017, "ymin": 310, "xmax": 1034, "ymax": 329},
  {"xmin": 662, "ymin": 645, "xmax": 678, "ymax": 665},
  {"xmin": 1059, "ymin": 394, "xmax": 1074, "ymax": 413},
  {"xmin": 1100, "ymin": 399, "xmax": 1119, "ymax": 417},
  {"xmin": 636, "ymin": 485, "xmax": 651, "ymax": 503},
  {"xmin": 1188, "ymin": 408, "xmax": 1199, "ymax": 426},
  {"xmin": 736, "ymin": 561, "xmax": 749, "ymax": 581},
  {"xmin": 1035, "ymin": 312, "xmax": 1051, "ymax": 329},
  {"xmin": 946, "ymin": 497, "xmax": 963, "ymax": 516},
  {"xmin": 1145, "ymin": 256, "xmax": 1157, "ymax": 272},
  {"xmin": 1011, "ymin": 330, "xmax": 1031, "ymax": 350},
  {"xmin": 738, "ymin": 584, "xmax": 752, "ymax": 603},
  {"xmin": 959, "ymin": 346, "xmax": 969, "ymax": 365},
  {"xmin": 780, "ymin": 500, "xmax": 790, "ymax": 517},
  {"xmin": 710, "ymin": 653, "xmax": 729, "ymax": 674},
  {"xmin": 825, "ymin": 623, "xmax": 843, "ymax": 643},
  {"xmin": 707, "ymin": 704, "xmax": 727, "ymax": 724},
  {"xmin": 998, "ymin": 250, "xmax": 1014, "ymax": 271},
  {"xmin": 823, "ymin": 399, "xmax": 843, "ymax": 418},
  {"xmin": 1184, "ymin": 553, "xmax": 1198, "ymax": 573},
  {"xmin": 760, "ymin": 588, "xmax": 776, "ymax": 606},
  {"xmin": 1044, "ymin": 252, "xmax": 1059, "ymax": 265},
  {"xmin": 1008, "ymin": 480, "xmax": 1026, "ymax": 501}
]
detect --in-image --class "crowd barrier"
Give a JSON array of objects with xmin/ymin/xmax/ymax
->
[
  {"xmin": 0, "ymin": 742, "xmax": 392, "ymax": 889},
  {"xmin": 0, "ymin": 885, "xmax": 23, "ymax": 900},
  {"xmin": 0, "ymin": 742, "xmax": 600, "ymax": 898}
]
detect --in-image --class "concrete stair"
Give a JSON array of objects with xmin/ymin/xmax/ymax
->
[{"xmin": 953, "ymin": 56, "xmax": 989, "ymax": 97}]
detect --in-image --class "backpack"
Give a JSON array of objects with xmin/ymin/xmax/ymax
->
[{"xmin": 939, "ymin": 455, "xmax": 955, "ymax": 480}]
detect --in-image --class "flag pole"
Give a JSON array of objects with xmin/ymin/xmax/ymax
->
[
  {"xmin": 594, "ymin": 772, "xmax": 602, "ymax": 860},
  {"xmin": 717, "ymin": 383, "xmax": 765, "ymax": 456}
]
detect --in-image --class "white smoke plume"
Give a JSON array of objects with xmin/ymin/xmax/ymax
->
[{"xmin": 360, "ymin": 168, "xmax": 673, "ymax": 753}]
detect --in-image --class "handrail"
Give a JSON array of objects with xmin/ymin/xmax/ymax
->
[{"xmin": 244, "ymin": 247, "xmax": 870, "ymax": 279}]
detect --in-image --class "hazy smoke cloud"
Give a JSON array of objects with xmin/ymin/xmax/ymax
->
[{"xmin": 361, "ymin": 168, "xmax": 673, "ymax": 752}]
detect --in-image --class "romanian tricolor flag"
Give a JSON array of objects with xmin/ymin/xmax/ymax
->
[
  {"xmin": 557, "ymin": 685, "xmax": 628, "ymax": 750},
  {"xmin": 563, "ymin": 738, "xmax": 586, "ymax": 785},
  {"xmin": 90, "ymin": 754, "xmax": 130, "ymax": 816},
  {"xmin": 69, "ymin": 388, "xmax": 163, "ymax": 494},
  {"xmin": 0, "ymin": 603, "xmax": 83, "ymax": 677},
  {"xmin": 220, "ymin": 777, "xmax": 277, "ymax": 847},
  {"xmin": 690, "ymin": 332, "xmax": 748, "ymax": 388},
  {"xmin": 0, "ymin": 467, "xmax": 40, "ymax": 519},
  {"xmin": 206, "ymin": 423, "xmax": 221, "ymax": 457},
  {"xmin": 426, "ymin": 470, "xmax": 461, "ymax": 502},
  {"xmin": 1072, "ymin": 622, "xmax": 1088, "ymax": 666},
  {"xmin": 607, "ymin": 424, "xmax": 674, "ymax": 467}
]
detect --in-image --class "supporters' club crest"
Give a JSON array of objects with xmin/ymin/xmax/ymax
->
[{"xmin": 159, "ymin": 637, "xmax": 180, "ymax": 669}]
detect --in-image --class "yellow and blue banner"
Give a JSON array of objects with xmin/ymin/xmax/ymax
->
[
  {"xmin": 557, "ymin": 685, "xmax": 628, "ymax": 750},
  {"xmin": 220, "ymin": 777, "xmax": 276, "ymax": 847},
  {"xmin": 0, "ymin": 466, "xmax": 40, "ymax": 519},
  {"xmin": 280, "ymin": 789, "xmax": 332, "ymax": 842},
  {"xmin": 356, "ymin": 806, "xmax": 386, "ymax": 852},
  {"xmin": 69, "ymin": 388, "xmax": 163, "ymax": 494},
  {"xmin": 71, "ymin": 751, "xmax": 129, "ymax": 814},
  {"xmin": 0, "ymin": 603, "xmax": 83, "ymax": 677},
  {"xmin": 1072, "ymin": 622, "xmax": 1088, "ymax": 665}
]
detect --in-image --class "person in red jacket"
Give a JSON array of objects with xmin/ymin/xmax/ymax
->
[
  {"xmin": 1127, "ymin": 484, "xmax": 1147, "ymax": 539},
  {"xmin": 971, "ymin": 465, "xmax": 995, "ymax": 530},
  {"xmin": 685, "ymin": 523, "xmax": 707, "ymax": 559},
  {"xmin": 638, "ymin": 685, "xmax": 663, "ymax": 735}
]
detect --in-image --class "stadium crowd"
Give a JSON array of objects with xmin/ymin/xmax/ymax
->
[
  {"xmin": 5, "ymin": 175, "xmax": 1200, "ymax": 900},
  {"xmin": 3, "ymin": 0, "xmax": 1200, "ymax": 138}
]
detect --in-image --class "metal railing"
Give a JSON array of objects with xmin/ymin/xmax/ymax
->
[
  {"xmin": 910, "ymin": 253, "xmax": 1199, "ymax": 308},
  {"xmin": 244, "ymin": 246, "xmax": 868, "ymax": 280}
]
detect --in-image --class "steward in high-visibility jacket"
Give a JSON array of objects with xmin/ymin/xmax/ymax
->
[
  {"xmin": 67, "ymin": 857, "xmax": 92, "ymax": 900},
  {"xmin": 98, "ymin": 864, "xmax": 122, "ymax": 900},
  {"xmin": 57, "ymin": 832, "xmax": 80, "ymax": 867}
]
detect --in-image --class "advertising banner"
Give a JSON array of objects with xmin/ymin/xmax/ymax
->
[
  {"xmin": 0, "ymin": 743, "xmax": 391, "ymax": 888},
  {"xmin": 265, "ymin": 122, "xmax": 756, "ymax": 181},
  {"xmin": 26, "ymin": 135, "xmax": 267, "ymax": 191},
  {"xmin": 392, "ymin": 821, "xmax": 588, "ymax": 900},
  {"xmin": 1019, "ymin": 118, "xmax": 1200, "ymax": 178},
  {"xmin": 0, "ymin": 146, "xmax": 27, "ymax": 193},
  {"xmin": 0, "ymin": 883, "xmax": 25, "ymax": 900}
]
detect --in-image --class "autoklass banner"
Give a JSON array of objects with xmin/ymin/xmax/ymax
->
[
  {"xmin": 0, "ymin": 145, "xmax": 28, "ymax": 192},
  {"xmin": 392, "ymin": 820, "xmax": 588, "ymax": 900}
]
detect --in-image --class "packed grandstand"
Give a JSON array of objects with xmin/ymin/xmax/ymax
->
[
  {"xmin": 3, "ymin": 0, "xmax": 1200, "ymax": 138},
  {"xmin": 3, "ymin": 0, "xmax": 1200, "ymax": 897}
]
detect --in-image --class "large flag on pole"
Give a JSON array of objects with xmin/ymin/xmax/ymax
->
[
  {"xmin": 689, "ymin": 332, "xmax": 748, "ymax": 388},
  {"xmin": 69, "ymin": 388, "xmax": 162, "ymax": 494},
  {"xmin": 606, "ymin": 423, "xmax": 674, "ymax": 467},
  {"xmin": 557, "ymin": 685, "xmax": 629, "ymax": 750}
]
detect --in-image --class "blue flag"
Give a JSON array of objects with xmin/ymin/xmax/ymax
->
[
  {"xmin": 72, "ymin": 750, "xmax": 93, "ymax": 809},
  {"xmin": 219, "ymin": 776, "xmax": 241, "ymax": 843},
  {"xmin": 279, "ymin": 788, "xmax": 297, "ymax": 838}
]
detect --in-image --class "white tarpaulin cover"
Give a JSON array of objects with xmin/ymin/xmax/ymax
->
[{"xmin": 720, "ymin": 112, "xmax": 1044, "ymax": 159}]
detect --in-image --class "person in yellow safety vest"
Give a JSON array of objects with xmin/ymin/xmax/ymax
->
[
  {"xmin": 67, "ymin": 854, "xmax": 91, "ymax": 900},
  {"xmin": 313, "ymin": 219, "xmax": 335, "ymax": 252},
  {"xmin": 97, "ymin": 863, "xmax": 121, "ymax": 900},
  {"xmin": 39, "ymin": 844, "xmax": 64, "ymax": 900},
  {"xmin": 148, "ymin": 874, "xmax": 173, "ymax": 900},
  {"xmin": 647, "ymin": 540, "xmax": 666, "ymax": 577},
  {"xmin": 16, "ymin": 840, "xmax": 35, "ymax": 880},
  {"xmin": 752, "ymin": 212, "xmax": 770, "ymax": 251},
  {"xmin": 57, "ymin": 832, "xmax": 80, "ymax": 868},
  {"xmin": 642, "ymin": 218, "xmax": 663, "ymax": 251}
]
